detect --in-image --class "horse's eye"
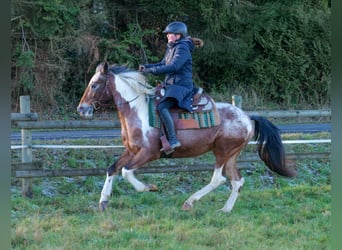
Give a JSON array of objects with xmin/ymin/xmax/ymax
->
[{"xmin": 91, "ymin": 84, "xmax": 97, "ymax": 89}]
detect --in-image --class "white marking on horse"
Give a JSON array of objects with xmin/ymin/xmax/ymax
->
[
  {"xmin": 220, "ymin": 177, "xmax": 245, "ymax": 212},
  {"xmin": 216, "ymin": 102, "xmax": 253, "ymax": 139},
  {"xmin": 77, "ymin": 71, "xmax": 104, "ymax": 117},
  {"xmin": 122, "ymin": 167, "xmax": 150, "ymax": 192},
  {"xmin": 99, "ymin": 173, "xmax": 114, "ymax": 204},
  {"xmin": 182, "ymin": 166, "xmax": 226, "ymax": 209},
  {"xmin": 114, "ymin": 73, "xmax": 154, "ymax": 143}
]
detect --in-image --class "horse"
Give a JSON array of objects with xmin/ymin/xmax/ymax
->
[{"xmin": 77, "ymin": 62, "xmax": 296, "ymax": 213}]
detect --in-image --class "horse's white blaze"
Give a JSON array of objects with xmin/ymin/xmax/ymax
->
[
  {"xmin": 77, "ymin": 72, "xmax": 103, "ymax": 117},
  {"xmin": 220, "ymin": 177, "xmax": 245, "ymax": 213},
  {"xmin": 183, "ymin": 166, "xmax": 226, "ymax": 207},
  {"xmin": 122, "ymin": 167, "xmax": 150, "ymax": 192},
  {"xmin": 89, "ymin": 71, "xmax": 101, "ymax": 84},
  {"xmin": 99, "ymin": 173, "xmax": 114, "ymax": 203}
]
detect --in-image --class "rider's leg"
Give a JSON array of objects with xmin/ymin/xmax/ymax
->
[{"xmin": 158, "ymin": 98, "xmax": 181, "ymax": 149}]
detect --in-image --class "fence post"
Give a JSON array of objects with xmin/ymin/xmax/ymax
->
[
  {"xmin": 20, "ymin": 96, "xmax": 33, "ymax": 198},
  {"xmin": 232, "ymin": 95, "xmax": 242, "ymax": 108}
]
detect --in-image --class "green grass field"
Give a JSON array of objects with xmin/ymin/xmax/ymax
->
[{"xmin": 11, "ymin": 133, "xmax": 331, "ymax": 249}]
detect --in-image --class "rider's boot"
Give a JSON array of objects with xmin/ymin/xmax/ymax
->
[{"xmin": 159, "ymin": 108, "xmax": 181, "ymax": 151}]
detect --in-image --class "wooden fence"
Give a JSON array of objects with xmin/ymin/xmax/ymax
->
[{"xmin": 11, "ymin": 96, "xmax": 331, "ymax": 197}]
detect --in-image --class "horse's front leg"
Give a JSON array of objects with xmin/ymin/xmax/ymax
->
[
  {"xmin": 99, "ymin": 149, "xmax": 157, "ymax": 211},
  {"xmin": 99, "ymin": 167, "xmax": 157, "ymax": 211},
  {"xmin": 99, "ymin": 172, "xmax": 115, "ymax": 211},
  {"xmin": 121, "ymin": 148, "xmax": 159, "ymax": 192},
  {"xmin": 122, "ymin": 167, "xmax": 158, "ymax": 192},
  {"xmin": 99, "ymin": 152, "xmax": 131, "ymax": 212}
]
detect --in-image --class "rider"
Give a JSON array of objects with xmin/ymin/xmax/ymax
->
[{"xmin": 139, "ymin": 21, "xmax": 196, "ymax": 154}]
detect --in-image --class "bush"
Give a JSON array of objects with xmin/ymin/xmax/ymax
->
[{"xmin": 11, "ymin": 0, "xmax": 331, "ymax": 113}]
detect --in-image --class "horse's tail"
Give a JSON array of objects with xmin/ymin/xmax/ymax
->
[{"xmin": 250, "ymin": 115, "xmax": 296, "ymax": 177}]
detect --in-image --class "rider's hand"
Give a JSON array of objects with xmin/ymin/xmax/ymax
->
[
  {"xmin": 139, "ymin": 64, "xmax": 154, "ymax": 74},
  {"xmin": 138, "ymin": 65, "xmax": 145, "ymax": 72}
]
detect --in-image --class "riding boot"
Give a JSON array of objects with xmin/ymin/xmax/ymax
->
[{"xmin": 159, "ymin": 109, "xmax": 181, "ymax": 150}]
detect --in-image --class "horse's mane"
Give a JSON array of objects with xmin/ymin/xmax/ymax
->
[{"xmin": 98, "ymin": 63, "xmax": 155, "ymax": 95}]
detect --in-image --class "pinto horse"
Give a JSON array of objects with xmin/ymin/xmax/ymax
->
[{"xmin": 77, "ymin": 62, "xmax": 296, "ymax": 213}]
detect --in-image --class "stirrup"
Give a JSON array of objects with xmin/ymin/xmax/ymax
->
[
  {"xmin": 160, "ymin": 147, "xmax": 174, "ymax": 155},
  {"xmin": 160, "ymin": 135, "xmax": 174, "ymax": 155},
  {"xmin": 160, "ymin": 140, "xmax": 181, "ymax": 155},
  {"xmin": 170, "ymin": 141, "xmax": 181, "ymax": 149},
  {"xmin": 159, "ymin": 137, "xmax": 181, "ymax": 155}
]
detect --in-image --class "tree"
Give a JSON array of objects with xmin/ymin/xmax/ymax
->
[{"xmin": 11, "ymin": 0, "xmax": 331, "ymax": 113}]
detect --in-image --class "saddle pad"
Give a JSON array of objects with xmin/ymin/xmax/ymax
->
[{"xmin": 148, "ymin": 95, "xmax": 220, "ymax": 129}]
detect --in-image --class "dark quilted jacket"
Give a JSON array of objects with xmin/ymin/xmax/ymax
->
[{"xmin": 143, "ymin": 37, "xmax": 195, "ymax": 112}]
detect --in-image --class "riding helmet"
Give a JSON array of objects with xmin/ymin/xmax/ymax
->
[{"xmin": 163, "ymin": 21, "xmax": 188, "ymax": 37}]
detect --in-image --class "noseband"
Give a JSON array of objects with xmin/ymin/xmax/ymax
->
[{"xmin": 92, "ymin": 100, "xmax": 107, "ymax": 110}]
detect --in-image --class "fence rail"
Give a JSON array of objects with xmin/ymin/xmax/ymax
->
[
  {"xmin": 11, "ymin": 96, "xmax": 331, "ymax": 197},
  {"xmin": 13, "ymin": 110, "xmax": 331, "ymax": 129},
  {"xmin": 13, "ymin": 152, "xmax": 330, "ymax": 179}
]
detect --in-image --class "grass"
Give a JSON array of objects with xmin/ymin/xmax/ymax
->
[
  {"xmin": 11, "ymin": 132, "xmax": 331, "ymax": 249},
  {"xmin": 11, "ymin": 185, "xmax": 330, "ymax": 250}
]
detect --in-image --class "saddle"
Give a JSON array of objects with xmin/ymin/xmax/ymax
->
[
  {"xmin": 153, "ymin": 84, "xmax": 220, "ymax": 130},
  {"xmin": 149, "ymin": 84, "xmax": 221, "ymax": 155},
  {"xmin": 155, "ymin": 84, "xmax": 212, "ymax": 112}
]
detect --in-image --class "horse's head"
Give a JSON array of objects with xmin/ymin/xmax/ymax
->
[{"xmin": 77, "ymin": 62, "xmax": 114, "ymax": 117}]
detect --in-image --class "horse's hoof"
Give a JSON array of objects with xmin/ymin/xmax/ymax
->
[
  {"xmin": 181, "ymin": 202, "xmax": 192, "ymax": 211},
  {"xmin": 99, "ymin": 201, "xmax": 109, "ymax": 212},
  {"xmin": 218, "ymin": 208, "xmax": 229, "ymax": 213},
  {"xmin": 148, "ymin": 184, "xmax": 158, "ymax": 192}
]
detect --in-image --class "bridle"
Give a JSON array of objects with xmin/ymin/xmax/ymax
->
[
  {"xmin": 91, "ymin": 72, "xmax": 141, "ymax": 110},
  {"xmin": 92, "ymin": 100, "xmax": 112, "ymax": 111},
  {"xmin": 91, "ymin": 74, "xmax": 114, "ymax": 110}
]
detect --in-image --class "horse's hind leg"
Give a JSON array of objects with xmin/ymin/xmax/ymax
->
[
  {"xmin": 220, "ymin": 154, "xmax": 245, "ymax": 213},
  {"xmin": 182, "ymin": 165, "xmax": 226, "ymax": 211}
]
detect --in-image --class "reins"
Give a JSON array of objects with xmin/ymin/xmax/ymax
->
[{"xmin": 115, "ymin": 94, "xmax": 141, "ymax": 106}]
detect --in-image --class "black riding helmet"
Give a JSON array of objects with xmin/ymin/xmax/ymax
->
[{"xmin": 163, "ymin": 21, "xmax": 188, "ymax": 37}]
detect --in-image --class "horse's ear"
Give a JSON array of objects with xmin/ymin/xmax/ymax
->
[{"xmin": 101, "ymin": 62, "xmax": 109, "ymax": 74}]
